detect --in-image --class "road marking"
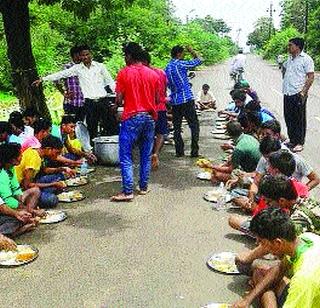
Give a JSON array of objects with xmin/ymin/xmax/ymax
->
[{"xmin": 272, "ymin": 88, "xmax": 282, "ymax": 96}]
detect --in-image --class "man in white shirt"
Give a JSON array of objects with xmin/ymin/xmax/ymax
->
[
  {"xmin": 282, "ymin": 37, "xmax": 315, "ymax": 153},
  {"xmin": 196, "ymin": 84, "xmax": 216, "ymax": 110},
  {"xmin": 230, "ymin": 49, "xmax": 246, "ymax": 75},
  {"xmin": 33, "ymin": 45, "xmax": 117, "ymax": 140}
]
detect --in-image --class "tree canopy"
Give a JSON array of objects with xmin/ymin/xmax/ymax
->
[
  {"xmin": 247, "ymin": 0, "xmax": 320, "ymax": 68},
  {"xmin": 0, "ymin": 0, "xmax": 235, "ymax": 100}
]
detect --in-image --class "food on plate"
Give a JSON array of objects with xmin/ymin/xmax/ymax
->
[
  {"xmin": 65, "ymin": 176, "xmax": 88, "ymax": 187},
  {"xmin": 207, "ymin": 252, "xmax": 240, "ymax": 274},
  {"xmin": 197, "ymin": 171, "xmax": 212, "ymax": 181},
  {"xmin": 58, "ymin": 191, "xmax": 84, "ymax": 202},
  {"xmin": 40, "ymin": 210, "xmax": 67, "ymax": 224},
  {"xmin": 0, "ymin": 245, "xmax": 37, "ymax": 265},
  {"xmin": 16, "ymin": 246, "xmax": 36, "ymax": 262}
]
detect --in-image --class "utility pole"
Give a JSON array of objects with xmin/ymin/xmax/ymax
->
[
  {"xmin": 236, "ymin": 28, "xmax": 242, "ymax": 47},
  {"xmin": 266, "ymin": 2, "xmax": 276, "ymax": 40}
]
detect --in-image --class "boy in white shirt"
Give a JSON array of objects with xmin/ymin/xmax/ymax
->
[{"xmin": 196, "ymin": 84, "xmax": 216, "ymax": 110}]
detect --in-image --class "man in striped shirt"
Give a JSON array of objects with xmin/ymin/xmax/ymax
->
[
  {"xmin": 165, "ymin": 46, "xmax": 202, "ymax": 157},
  {"xmin": 56, "ymin": 46, "xmax": 85, "ymax": 122}
]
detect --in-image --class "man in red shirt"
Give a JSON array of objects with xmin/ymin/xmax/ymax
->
[
  {"xmin": 141, "ymin": 51, "xmax": 168, "ymax": 170},
  {"xmin": 111, "ymin": 43, "xmax": 160, "ymax": 202}
]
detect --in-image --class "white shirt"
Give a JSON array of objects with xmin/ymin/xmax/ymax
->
[
  {"xmin": 196, "ymin": 90, "xmax": 216, "ymax": 103},
  {"xmin": 283, "ymin": 51, "xmax": 314, "ymax": 96},
  {"xmin": 255, "ymin": 144, "xmax": 313, "ymax": 181},
  {"xmin": 43, "ymin": 61, "xmax": 115, "ymax": 99},
  {"xmin": 230, "ymin": 54, "xmax": 246, "ymax": 73}
]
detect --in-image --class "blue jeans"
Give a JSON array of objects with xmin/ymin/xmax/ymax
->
[
  {"xmin": 119, "ymin": 114, "xmax": 155, "ymax": 194},
  {"xmin": 36, "ymin": 173, "xmax": 65, "ymax": 208}
]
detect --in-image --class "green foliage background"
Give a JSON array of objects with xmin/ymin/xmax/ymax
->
[
  {"xmin": 248, "ymin": 0, "xmax": 320, "ymax": 68},
  {"xmin": 0, "ymin": 0, "xmax": 235, "ymax": 97}
]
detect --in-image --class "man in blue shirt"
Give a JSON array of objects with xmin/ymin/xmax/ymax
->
[{"xmin": 165, "ymin": 46, "xmax": 202, "ymax": 157}]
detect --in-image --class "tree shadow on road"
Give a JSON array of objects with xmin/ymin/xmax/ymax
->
[{"xmin": 66, "ymin": 209, "xmax": 132, "ymax": 237}]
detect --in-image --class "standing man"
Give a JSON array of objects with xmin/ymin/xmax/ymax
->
[
  {"xmin": 283, "ymin": 37, "xmax": 315, "ymax": 153},
  {"xmin": 111, "ymin": 43, "xmax": 159, "ymax": 202},
  {"xmin": 55, "ymin": 46, "xmax": 85, "ymax": 122},
  {"xmin": 33, "ymin": 45, "xmax": 117, "ymax": 140},
  {"xmin": 141, "ymin": 50, "xmax": 168, "ymax": 170},
  {"xmin": 165, "ymin": 46, "xmax": 202, "ymax": 157}
]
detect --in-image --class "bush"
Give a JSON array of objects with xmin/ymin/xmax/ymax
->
[{"xmin": 262, "ymin": 27, "xmax": 301, "ymax": 60}]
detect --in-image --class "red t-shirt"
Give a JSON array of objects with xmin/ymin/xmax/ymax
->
[
  {"xmin": 152, "ymin": 67, "xmax": 167, "ymax": 112},
  {"xmin": 116, "ymin": 63, "xmax": 159, "ymax": 121},
  {"xmin": 252, "ymin": 178, "xmax": 309, "ymax": 217}
]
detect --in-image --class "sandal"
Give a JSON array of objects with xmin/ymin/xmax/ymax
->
[
  {"xmin": 137, "ymin": 189, "xmax": 150, "ymax": 195},
  {"xmin": 110, "ymin": 192, "xmax": 134, "ymax": 202},
  {"xmin": 292, "ymin": 144, "xmax": 304, "ymax": 153}
]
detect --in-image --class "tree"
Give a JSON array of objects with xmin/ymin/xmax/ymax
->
[
  {"xmin": 307, "ymin": 3, "xmax": 320, "ymax": 67},
  {"xmin": 192, "ymin": 16, "xmax": 231, "ymax": 36},
  {"xmin": 0, "ymin": 0, "xmax": 134, "ymax": 117},
  {"xmin": 0, "ymin": 0, "xmax": 50, "ymax": 118},
  {"xmin": 262, "ymin": 27, "xmax": 301, "ymax": 60},
  {"xmin": 280, "ymin": 0, "xmax": 319, "ymax": 33},
  {"xmin": 247, "ymin": 17, "xmax": 275, "ymax": 49}
]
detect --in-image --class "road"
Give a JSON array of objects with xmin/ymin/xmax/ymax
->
[{"xmin": 1, "ymin": 55, "xmax": 319, "ymax": 307}]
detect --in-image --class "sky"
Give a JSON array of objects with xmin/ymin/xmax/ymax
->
[{"xmin": 171, "ymin": 0, "xmax": 282, "ymax": 49}]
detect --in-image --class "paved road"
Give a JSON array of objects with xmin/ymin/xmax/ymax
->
[{"xmin": 1, "ymin": 55, "xmax": 319, "ymax": 307}]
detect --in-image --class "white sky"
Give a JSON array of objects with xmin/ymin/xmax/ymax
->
[{"xmin": 171, "ymin": 0, "xmax": 281, "ymax": 48}]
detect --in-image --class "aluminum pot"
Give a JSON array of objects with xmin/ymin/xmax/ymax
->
[{"xmin": 93, "ymin": 135, "xmax": 119, "ymax": 166}]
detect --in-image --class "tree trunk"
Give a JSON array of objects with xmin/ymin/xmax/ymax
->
[{"xmin": 0, "ymin": 0, "xmax": 51, "ymax": 119}]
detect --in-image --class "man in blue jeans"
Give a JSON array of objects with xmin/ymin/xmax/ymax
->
[
  {"xmin": 165, "ymin": 45, "xmax": 202, "ymax": 157},
  {"xmin": 111, "ymin": 43, "xmax": 160, "ymax": 202}
]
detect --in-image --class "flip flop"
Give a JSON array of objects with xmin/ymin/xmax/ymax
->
[
  {"xmin": 110, "ymin": 193, "xmax": 134, "ymax": 202},
  {"xmin": 292, "ymin": 145, "xmax": 304, "ymax": 153}
]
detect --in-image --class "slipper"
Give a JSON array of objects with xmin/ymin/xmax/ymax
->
[
  {"xmin": 292, "ymin": 145, "xmax": 304, "ymax": 153},
  {"xmin": 137, "ymin": 189, "xmax": 150, "ymax": 196},
  {"xmin": 110, "ymin": 192, "xmax": 134, "ymax": 202}
]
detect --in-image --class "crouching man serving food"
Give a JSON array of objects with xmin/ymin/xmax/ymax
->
[{"xmin": 232, "ymin": 207, "xmax": 320, "ymax": 308}]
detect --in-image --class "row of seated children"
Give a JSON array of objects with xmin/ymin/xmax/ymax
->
[{"xmin": 0, "ymin": 111, "xmax": 95, "ymax": 248}]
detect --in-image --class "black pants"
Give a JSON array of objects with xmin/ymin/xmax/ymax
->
[
  {"xmin": 63, "ymin": 104, "xmax": 86, "ymax": 122},
  {"xmin": 284, "ymin": 93, "xmax": 307, "ymax": 146},
  {"xmin": 84, "ymin": 98, "xmax": 119, "ymax": 140},
  {"xmin": 172, "ymin": 101, "xmax": 200, "ymax": 156}
]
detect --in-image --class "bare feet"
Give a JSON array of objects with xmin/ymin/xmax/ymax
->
[
  {"xmin": 151, "ymin": 154, "xmax": 159, "ymax": 170},
  {"xmin": 12, "ymin": 223, "xmax": 37, "ymax": 237},
  {"xmin": 110, "ymin": 192, "xmax": 134, "ymax": 202}
]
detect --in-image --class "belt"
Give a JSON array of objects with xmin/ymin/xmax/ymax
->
[
  {"xmin": 132, "ymin": 112, "xmax": 152, "ymax": 117},
  {"xmin": 85, "ymin": 97, "xmax": 106, "ymax": 103}
]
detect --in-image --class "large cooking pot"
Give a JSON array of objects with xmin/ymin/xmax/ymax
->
[{"xmin": 93, "ymin": 135, "xmax": 119, "ymax": 166}]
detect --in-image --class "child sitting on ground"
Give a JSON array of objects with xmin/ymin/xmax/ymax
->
[
  {"xmin": 15, "ymin": 135, "xmax": 72, "ymax": 208},
  {"xmin": 52, "ymin": 115, "xmax": 96, "ymax": 163},
  {"xmin": 233, "ymin": 207, "xmax": 320, "ymax": 308},
  {"xmin": 8, "ymin": 111, "xmax": 34, "ymax": 144},
  {"xmin": 229, "ymin": 173, "xmax": 316, "ymax": 236},
  {"xmin": 0, "ymin": 143, "xmax": 43, "ymax": 217},
  {"xmin": 205, "ymin": 121, "xmax": 261, "ymax": 184},
  {"xmin": 196, "ymin": 84, "xmax": 216, "ymax": 110}
]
